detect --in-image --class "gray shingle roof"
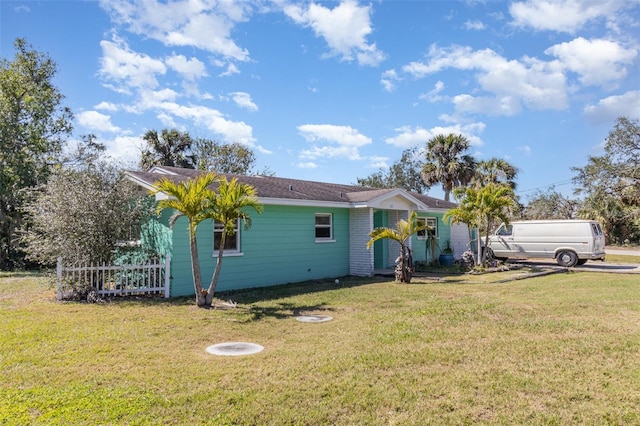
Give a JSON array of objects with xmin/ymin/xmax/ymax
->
[{"xmin": 126, "ymin": 165, "xmax": 456, "ymax": 210}]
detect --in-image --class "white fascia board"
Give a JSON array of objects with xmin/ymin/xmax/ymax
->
[
  {"xmin": 258, "ymin": 197, "xmax": 353, "ymax": 209},
  {"xmin": 148, "ymin": 166, "xmax": 178, "ymax": 175},
  {"xmin": 124, "ymin": 171, "xmax": 157, "ymax": 192}
]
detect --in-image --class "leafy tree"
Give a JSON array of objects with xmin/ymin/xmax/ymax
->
[
  {"xmin": 0, "ymin": 38, "xmax": 73, "ymax": 269},
  {"xmin": 193, "ymin": 139, "xmax": 256, "ymax": 175},
  {"xmin": 523, "ymin": 187, "xmax": 580, "ymax": 220},
  {"xmin": 445, "ymin": 183, "xmax": 517, "ymax": 265},
  {"xmin": 153, "ymin": 173, "xmax": 262, "ymax": 307},
  {"xmin": 21, "ymin": 163, "xmax": 154, "ymax": 266},
  {"xmin": 572, "ymin": 117, "xmax": 640, "ymax": 244},
  {"xmin": 422, "ymin": 134, "xmax": 476, "ymax": 201},
  {"xmin": 357, "ymin": 147, "xmax": 428, "ymax": 193},
  {"xmin": 472, "ymin": 158, "xmax": 519, "ymax": 189},
  {"xmin": 140, "ymin": 129, "xmax": 196, "ymax": 170},
  {"xmin": 367, "ymin": 211, "xmax": 429, "ymax": 283}
]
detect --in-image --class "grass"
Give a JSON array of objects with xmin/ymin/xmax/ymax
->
[{"xmin": 2, "ymin": 268, "xmax": 640, "ymax": 425}]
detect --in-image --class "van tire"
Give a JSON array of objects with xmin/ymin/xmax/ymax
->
[{"xmin": 557, "ymin": 251, "xmax": 578, "ymax": 267}]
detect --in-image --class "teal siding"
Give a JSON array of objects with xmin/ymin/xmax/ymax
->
[
  {"xmin": 168, "ymin": 205, "xmax": 350, "ymax": 296},
  {"xmin": 412, "ymin": 213, "xmax": 450, "ymax": 263}
]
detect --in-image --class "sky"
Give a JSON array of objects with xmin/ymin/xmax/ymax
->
[{"xmin": 2, "ymin": 0, "xmax": 639, "ymax": 202}]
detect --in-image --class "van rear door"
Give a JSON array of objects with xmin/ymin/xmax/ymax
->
[{"xmin": 590, "ymin": 222, "xmax": 606, "ymax": 255}]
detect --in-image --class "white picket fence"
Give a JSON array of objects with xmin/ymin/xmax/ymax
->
[{"xmin": 57, "ymin": 255, "xmax": 170, "ymax": 300}]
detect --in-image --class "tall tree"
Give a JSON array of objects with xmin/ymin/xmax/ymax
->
[
  {"xmin": 472, "ymin": 158, "xmax": 519, "ymax": 189},
  {"xmin": 357, "ymin": 147, "xmax": 427, "ymax": 193},
  {"xmin": 0, "ymin": 38, "xmax": 73, "ymax": 269},
  {"xmin": 367, "ymin": 211, "xmax": 429, "ymax": 283},
  {"xmin": 572, "ymin": 117, "xmax": 640, "ymax": 244},
  {"xmin": 193, "ymin": 139, "xmax": 256, "ymax": 175},
  {"xmin": 421, "ymin": 133, "xmax": 476, "ymax": 201},
  {"xmin": 153, "ymin": 173, "xmax": 262, "ymax": 307},
  {"xmin": 140, "ymin": 129, "xmax": 195, "ymax": 170},
  {"xmin": 523, "ymin": 188, "xmax": 580, "ymax": 220}
]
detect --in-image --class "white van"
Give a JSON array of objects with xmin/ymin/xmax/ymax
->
[{"xmin": 487, "ymin": 220, "xmax": 606, "ymax": 267}]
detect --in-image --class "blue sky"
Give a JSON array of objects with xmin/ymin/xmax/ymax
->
[{"xmin": 2, "ymin": 0, "xmax": 639, "ymax": 201}]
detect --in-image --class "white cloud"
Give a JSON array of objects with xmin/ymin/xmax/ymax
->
[
  {"xmin": 509, "ymin": 0, "xmax": 626, "ymax": 34},
  {"xmin": 367, "ymin": 156, "xmax": 389, "ymax": 169},
  {"xmin": 100, "ymin": 0, "xmax": 251, "ymax": 61},
  {"xmin": 385, "ymin": 123, "xmax": 485, "ymax": 149},
  {"xmin": 165, "ymin": 54, "xmax": 207, "ymax": 81},
  {"xmin": 157, "ymin": 102, "xmax": 255, "ymax": 146},
  {"xmin": 99, "ymin": 38, "xmax": 166, "ymax": 90},
  {"xmin": 584, "ymin": 90, "xmax": 640, "ymax": 123},
  {"xmin": 219, "ymin": 63, "xmax": 240, "ymax": 77},
  {"xmin": 419, "ymin": 81, "xmax": 445, "ymax": 103},
  {"xmin": 284, "ymin": 0, "xmax": 386, "ymax": 66},
  {"xmin": 230, "ymin": 92, "xmax": 258, "ymax": 111},
  {"xmin": 94, "ymin": 101, "xmax": 119, "ymax": 112},
  {"xmin": 380, "ymin": 69, "xmax": 399, "ymax": 92},
  {"xmin": 545, "ymin": 37, "xmax": 637, "ymax": 86},
  {"xmin": 464, "ymin": 20, "xmax": 485, "ymax": 30},
  {"xmin": 105, "ymin": 135, "xmax": 143, "ymax": 165},
  {"xmin": 296, "ymin": 161, "xmax": 319, "ymax": 169},
  {"xmin": 403, "ymin": 44, "xmax": 569, "ymax": 115},
  {"xmin": 77, "ymin": 110, "xmax": 121, "ymax": 133},
  {"xmin": 297, "ymin": 124, "xmax": 371, "ymax": 160}
]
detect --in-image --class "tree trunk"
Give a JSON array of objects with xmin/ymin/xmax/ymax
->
[
  {"xmin": 205, "ymin": 229, "xmax": 226, "ymax": 305},
  {"xmin": 188, "ymin": 225, "xmax": 207, "ymax": 307}
]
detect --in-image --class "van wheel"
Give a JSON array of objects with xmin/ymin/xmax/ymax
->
[{"xmin": 557, "ymin": 251, "xmax": 578, "ymax": 267}]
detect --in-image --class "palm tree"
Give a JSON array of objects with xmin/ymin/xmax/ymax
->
[
  {"xmin": 205, "ymin": 177, "xmax": 263, "ymax": 305},
  {"xmin": 366, "ymin": 211, "xmax": 429, "ymax": 283},
  {"xmin": 472, "ymin": 158, "xmax": 519, "ymax": 189},
  {"xmin": 153, "ymin": 173, "xmax": 263, "ymax": 307},
  {"xmin": 422, "ymin": 134, "xmax": 476, "ymax": 201},
  {"xmin": 153, "ymin": 173, "xmax": 217, "ymax": 306},
  {"xmin": 449, "ymin": 183, "xmax": 517, "ymax": 264},
  {"xmin": 140, "ymin": 129, "xmax": 196, "ymax": 171}
]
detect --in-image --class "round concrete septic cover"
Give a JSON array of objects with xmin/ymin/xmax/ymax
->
[
  {"xmin": 206, "ymin": 342, "xmax": 264, "ymax": 356},
  {"xmin": 296, "ymin": 314, "xmax": 333, "ymax": 323}
]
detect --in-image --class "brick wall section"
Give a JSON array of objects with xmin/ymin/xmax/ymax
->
[{"xmin": 349, "ymin": 208, "xmax": 374, "ymax": 276}]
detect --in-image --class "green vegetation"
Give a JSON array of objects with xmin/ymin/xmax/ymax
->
[{"xmin": 2, "ymin": 271, "xmax": 640, "ymax": 425}]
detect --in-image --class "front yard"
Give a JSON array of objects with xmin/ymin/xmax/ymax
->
[{"xmin": 2, "ymin": 267, "xmax": 640, "ymax": 424}]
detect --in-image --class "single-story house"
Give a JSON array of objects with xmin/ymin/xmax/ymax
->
[{"xmin": 126, "ymin": 166, "xmax": 470, "ymax": 297}]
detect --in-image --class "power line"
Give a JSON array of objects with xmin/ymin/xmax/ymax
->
[{"xmin": 517, "ymin": 179, "xmax": 574, "ymax": 194}]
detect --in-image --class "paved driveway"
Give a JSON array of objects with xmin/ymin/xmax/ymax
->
[{"xmin": 510, "ymin": 258, "xmax": 640, "ymax": 274}]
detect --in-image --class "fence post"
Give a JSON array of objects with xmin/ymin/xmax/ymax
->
[
  {"xmin": 56, "ymin": 257, "xmax": 63, "ymax": 301},
  {"xmin": 164, "ymin": 255, "xmax": 171, "ymax": 298}
]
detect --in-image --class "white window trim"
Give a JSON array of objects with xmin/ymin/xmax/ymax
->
[
  {"xmin": 213, "ymin": 219, "xmax": 242, "ymax": 255},
  {"xmin": 315, "ymin": 213, "xmax": 335, "ymax": 243},
  {"xmin": 417, "ymin": 217, "xmax": 438, "ymax": 240}
]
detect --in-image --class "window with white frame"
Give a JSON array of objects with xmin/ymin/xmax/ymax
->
[
  {"xmin": 417, "ymin": 217, "xmax": 437, "ymax": 239},
  {"xmin": 214, "ymin": 219, "xmax": 240, "ymax": 252},
  {"xmin": 315, "ymin": 213, "xmax": 333, "ymax": 241}
]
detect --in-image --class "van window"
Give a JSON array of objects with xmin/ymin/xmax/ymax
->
[
  {"xmin": 591, "ymin": 223, "xmax": 603, "ymax": 236},
  {"xmin": 496, "ymin": 224, "xmax": 513, "ymax": 236}
]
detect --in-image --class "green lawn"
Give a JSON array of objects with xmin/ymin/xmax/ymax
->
[{"xmin": 2, "ymin": 268, "xmax": 640, "ymax": 425}]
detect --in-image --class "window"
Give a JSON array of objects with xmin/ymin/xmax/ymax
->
[
  {"xmin": 496, "ymin": 224, "xmax": 513, "ymax": 236},
  {"xmin": 315, "ymin": 213, "xmax": 333, "ymax": 241},
  {"xmin": 214, "ymin": 219, "xmax": 240, "ymax": 252},
  {"xmin": 417, "ymin": 217, "xmax": 437, "ymax": 239}
]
